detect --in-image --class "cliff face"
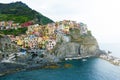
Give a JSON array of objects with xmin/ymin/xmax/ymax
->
[
  {"xmin": 52, "ymin": 36, "xmax": 100, "ymax": 60},
  {"xmin": 0, "ymin": 35, "xmax": 19, "ymax": 61},
  {"xmin": 0, "ymin": 35, "xmax": 18, "ymax": 51},
  {"xmin": 47, "ymin": 27, "xmax": 101, "ymax": 61}
]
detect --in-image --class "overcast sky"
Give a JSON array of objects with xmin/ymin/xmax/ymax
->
[{"xmin": 0, "ymin": 0, "xmax": 120, "ymax": 44}]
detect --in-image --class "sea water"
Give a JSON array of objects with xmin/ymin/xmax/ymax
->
[{"xmin": 0, "ymin": 58, "xmax": 120, "ymax": 80}]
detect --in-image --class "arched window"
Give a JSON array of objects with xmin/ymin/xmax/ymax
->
[
  {"xmin": 5, "ymin": 43, "xmax": 8, "ymax": 48},
  {"xmin": 2, "ymin": 54, "xmax": 5, "ymax": 58},
  {"xmin": 9, "ymin": 44, "xmax": 11, "ymax": 48}
]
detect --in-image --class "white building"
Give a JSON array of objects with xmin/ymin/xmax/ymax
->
[
  {"xmin": 46, "ymin": 39, "xmax": 56, "ymax": 50},
  {"xmin": 0, "ymin": 21, "xmax": 5, "ymax": 27},
  {"xmin": 63, "ymin": 35, "xmax": 71, "ymax": 42},
  {"xmin": 80, "ymin": 23, "xmax": 88, "ymax": 35}
]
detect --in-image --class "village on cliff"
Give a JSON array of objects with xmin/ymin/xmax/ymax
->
[
  {"xmin": 0, "ymin": 20, "xmax": 88, "ymax": 52},
  {"xmin": 1, "ymin": 20, "xmax": 120, "ymax": 66},
  {"xmin": 0, "ymin": 20, "xmax": 91, "ymax": 62}
]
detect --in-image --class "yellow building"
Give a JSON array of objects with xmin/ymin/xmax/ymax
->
[
  {"xmin": 17, "ymin": 39, "xmax": 23, "ymax": 46},
  {"xmin": 63, "ymin": 25, "xmax": 70, "ymax": 34},
  {"xmin": 34, "ymin": 27, "xmax": 39, "ymax": 32},
  {"xmin": 43, "ymin": 36, "xmax": 49, "ymax": 41},
  {"xmin": 38, "ymin": 37, "xmax": 43, "ymax": 43}
]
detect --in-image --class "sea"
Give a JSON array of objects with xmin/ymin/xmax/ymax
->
[{"xmin": 0, "ymin": 43, "xmax": 120, "ymax": 80}]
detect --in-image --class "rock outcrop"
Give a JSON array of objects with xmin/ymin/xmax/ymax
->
[
  {"xmin": 52, "ymin": 36, "xmax": 100, "ymax": 60},
  {"xmin": 0, "ymin": 63, "xmax": 25, "ymax": 76},
  {"xmin": 47, "ymin": 27, "xmax": 101, "ymax": 61}
]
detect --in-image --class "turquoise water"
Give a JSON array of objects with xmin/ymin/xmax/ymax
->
[{"xmin": 1, "ymin": 58, "xmax": 120, "ymax": 80}]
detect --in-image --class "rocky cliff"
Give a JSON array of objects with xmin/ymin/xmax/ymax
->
[
  {"xmin": 54, "ymin": 36, "xmax": 100, "ymax": 59},
  {"xmin": 46, "ymin": 28, "xmax": 101, "ymax": 61}
]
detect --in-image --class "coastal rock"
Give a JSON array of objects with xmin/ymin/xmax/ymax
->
[
  {"xmin": 99, "ymin": 54, "xmax": 120, "ymax": 66},
  {"xmin": 0, "ymin": 63, "xmax": 26, "ymax": 76},
  {"xmin": 52, "ymin": 36, "xmax": 100, "ymax": 60},
  {"xmin": 55, "ymin": 42, "xmax": 80, "ymax": 58}
]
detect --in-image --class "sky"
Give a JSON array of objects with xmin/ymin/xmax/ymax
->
[{"xmin": 0, "ymin": 0, "xmax": 120, "ymax": 44}]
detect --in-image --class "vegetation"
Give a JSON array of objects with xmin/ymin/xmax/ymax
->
[
  {"xmin": 0, "ymin": 35, "xmax": 3, "ymax": 38},
  {"xmin": 69, "ymin": 28, "xmax": 81, "ymax": 41},
  {"xmin": 0, "ymin": 32, "xmax": 4, "ymax": 38},
  {"xmin": 0, "ymin": 14, "xmax": 30, "ymax": 23},
  {"xmin": 87, "ymin": 30, "xmax": 92, "ymax": 36},
  {"xmin": 0, "ymin": 1, "xmax": 53, "ymax": 25},
  {"xmin": 0, "ymin": 27, "xmax": 27, "ymax": 36}
]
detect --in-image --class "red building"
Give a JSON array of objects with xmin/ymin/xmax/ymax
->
[{"xmin": 21, "ymin": 21, "xmax": 33, "ymax": 27}]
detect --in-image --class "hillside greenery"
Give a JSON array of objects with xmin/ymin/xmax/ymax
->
[
  {"xmin": 0, "ymin": 14, "xmax": 30, "ymax": 23},
  {"xmin": 0, "ymin": 28, "xmax": 27, "ymax": 36},
  {"xmin": 0, "ymin": 1, "xmax": 53, "ymax": 24}
]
